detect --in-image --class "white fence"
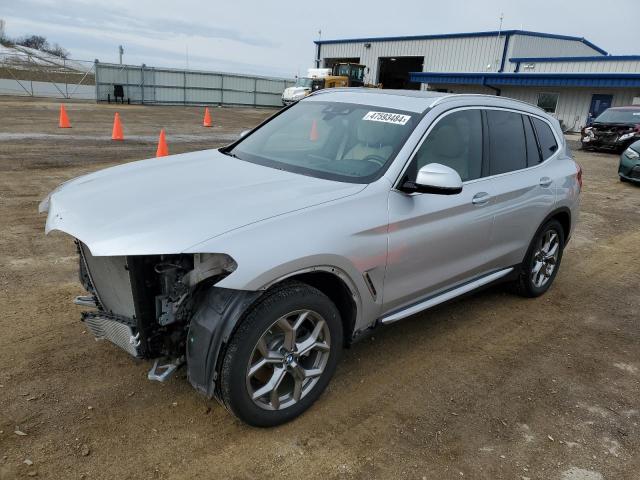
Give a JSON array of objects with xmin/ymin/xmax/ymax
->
[
  {"xmin": 0, "ymin": 50, "xmax": 96, "ymax": 99},
  {"xmin": 95, "ymin": 62, "xmax": 294, "ymax": 107}
]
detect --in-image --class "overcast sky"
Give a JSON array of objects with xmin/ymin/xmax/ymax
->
[{"xmin": 2, "ymin": 0, "xmax": 638, "ymax": 78}]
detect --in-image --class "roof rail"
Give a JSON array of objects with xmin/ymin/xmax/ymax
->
[{"xmin": 429, "ymin": 93, "xmax": 544, "ymax": 112}]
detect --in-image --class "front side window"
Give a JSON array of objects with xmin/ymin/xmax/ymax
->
[
  {"xmin": 537, "ymin": 93, "xmax": 559, "ymax": 113},
  {"xmin": 486, "ymin": 110, "xmax": 527, "ymax": 175},
  {"xmin": 228, "ymin": 101, "xmax": 419, "ymax": 183},
  {"xmin": 410, "ymin": 109, "xmax": 483, "ymax": 182}
]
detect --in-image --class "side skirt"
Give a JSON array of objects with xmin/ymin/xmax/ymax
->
[{"xmin": 379, "ymin": 267, "xmax": 515, "ymax": 325}]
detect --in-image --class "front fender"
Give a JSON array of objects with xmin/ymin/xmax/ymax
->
[{"xmin": 186, "ymin": 286, "xmax": 262, "ymax": 398}]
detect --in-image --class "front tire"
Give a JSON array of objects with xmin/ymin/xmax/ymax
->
[
  {"xmin": 220, "ymin": 282, "xmax": 342, "ymax": 427},
  {"xmin": 514, "ymin": 219, "xmax": 565, "ymax": 297}
]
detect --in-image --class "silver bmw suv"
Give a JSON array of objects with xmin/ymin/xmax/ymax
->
[{"xmin": 40, "ymin": 89, "xmax": 581, "ymax": 426}]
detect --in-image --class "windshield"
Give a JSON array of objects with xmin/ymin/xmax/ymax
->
[
  {"xmin": 229, "ymin": 101, "xmax": 419, "ymax": 183},
  {"xmin": 294, "ymin": 78, "xmax": 313, "ymax": 88},
  {"xmin": 594, "ymin": 108, "xmax": 640, "ymax": 124}
]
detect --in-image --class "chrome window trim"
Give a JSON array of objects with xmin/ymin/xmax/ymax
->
[{"xmin": 392, "ymin": 105, "xmax": 563, "ymax": 192}]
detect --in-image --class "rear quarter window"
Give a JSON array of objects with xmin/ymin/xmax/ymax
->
[
  {"xmin": 532, "ymin": 117, "xmax": 559, "ymax": 161},
  {"xmin": 523, "ymin": 115, "xmax": 542, "ymax": 167}
]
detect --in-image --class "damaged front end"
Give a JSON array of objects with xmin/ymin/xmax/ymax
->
[
  {"xmin": 581, "ymin": 124, "xmax": 640, "ymax": 151},
  {"xmin": 75, "ymin": 241, "xmax": 237, "ymax": 381}
]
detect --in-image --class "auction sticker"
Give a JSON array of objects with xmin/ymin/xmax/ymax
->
[{"xmin": 363, "ymin": 111, "xmax": 411, "ymax": 125}]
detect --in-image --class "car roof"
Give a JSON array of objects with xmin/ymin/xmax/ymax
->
[
  {"xmin": 606, "ymin": 106, "xmax": 640, "ymax": 111},
  {"xmin": 305, "ymin": 88, "xmax": 446, "ymax": 113},
  {"xmin": 305, "ymin": 88, "xmax": 545, "ymax": 115}
]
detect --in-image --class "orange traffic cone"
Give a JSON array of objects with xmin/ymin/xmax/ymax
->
[
  {"xmin": 309, "ymin": 119, "xmax": 319, "ymax": 141},
  {"xmin": 156, "ymin": 129, "xmax": 169, "ymax": 157},
  {"xmin": 111, "ymin": 112, "xmax": 124, "ymax": 140},
  {"xmin": 203, "ymin": 107, "xmax": 212, "ymax": 127},
  {"xmin": 58, "ymin": 104, "xmax": 71, "ymax": 128}
]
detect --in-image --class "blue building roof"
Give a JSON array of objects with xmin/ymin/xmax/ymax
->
[
  {"xmin": 409, "ymin": 72, "xmax": 640, "ymax": 88},
  {"xmin": 314, "ymin": 30, "xmax": 608, "ymax": 56},
  {"xmin": 510, "ymin": 55, "xmax": 640, "ymax": 63}
]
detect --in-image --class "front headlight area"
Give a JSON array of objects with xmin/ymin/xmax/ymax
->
[
  {"xmin": 623, "ymin": 147, "xmax": 640, "ymax": 160},
  {"xmin": 619, "ymin": 131, "xmax": 639, "ymax": 143},
  {"xmin": 76, "ymin": 245, "xmax": 237, "ymax": 361}
]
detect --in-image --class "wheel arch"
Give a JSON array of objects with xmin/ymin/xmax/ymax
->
[
  {"xmin": 260, "ymin": 266, "xmax": 361, "ymax": 346},
  {"xmin": 545, "ymin": 207, "xmax": 572, "ymax": 243}
]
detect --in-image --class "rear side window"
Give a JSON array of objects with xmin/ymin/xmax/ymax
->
[
  {"xmin": 523, "ymin": 115, "xmax": 542, "ymax": 166},
  {"xmin": 486, "ymin": 110, "xmax": 527, "ymax": 175},
  {"xmin": 532, "ymin": 117, "xmax": 558, "ymax": 161}
]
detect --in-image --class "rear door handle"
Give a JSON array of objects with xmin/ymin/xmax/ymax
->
[
  {"xmin": 539, "ymin": 177, "xmax": 553, "ymax": 188},
  {"xmin": 472, "ymin": 192, "xmax": 491, "ymax": 205}
]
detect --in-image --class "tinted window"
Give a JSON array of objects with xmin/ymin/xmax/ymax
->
[
  {"xmin": 523, "ymin": 115, "xmax": 542, "ymax": 166},
  {"xmin": 412, "ymin": 109, "xmax": 483, "ymax": 182},
  {"xmin": 532, "ymin": 117, "xmax": 558, "ymax": 161},
  {"xmin": 486, "ymin": 110, "xmax": 527, "ymax": 175}
]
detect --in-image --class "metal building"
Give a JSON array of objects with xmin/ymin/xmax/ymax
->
[{"xmin": 315, "ymin": 30, "xmax": 640, "ymax": 131}]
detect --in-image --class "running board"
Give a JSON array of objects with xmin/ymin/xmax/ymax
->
[{"xmin": 380, "ymin": 268, "xmax": 514, "ymax": 325}]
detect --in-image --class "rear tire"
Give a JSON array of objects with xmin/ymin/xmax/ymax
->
[
  {"xmin": 220, "ymin": 281, "xmax": 342, "ymax": 427},
  {"xmin": 513, "ymin": 219, "xmax": 565, "ymax": 298}
]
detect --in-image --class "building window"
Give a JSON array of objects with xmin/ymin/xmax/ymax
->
[{"xmin": 537, "ymin": 93, "xmax": 559, "ymax": 114}]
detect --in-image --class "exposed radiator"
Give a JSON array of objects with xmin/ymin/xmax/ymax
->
[{"xmin": 83, "ymin": 314, "xmax": 141, "ymax": 358}]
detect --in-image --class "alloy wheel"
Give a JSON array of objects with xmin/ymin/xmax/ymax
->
[
  {"xmin": 531, "ymin": 229, "xmax": 560, "ymax": 288},
  {"xmin": 245, "ymin": 309, "xmax": 331, "ymax": 411}
]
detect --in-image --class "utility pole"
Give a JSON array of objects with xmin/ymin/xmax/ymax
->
[
  {"xmin": 493, "ymin": 13, "xmax": 504, "ymax": 72},
  {"xmin": 118, "ymin": 45, "xmax": 124, "ymax": 65},
  {"xmin": 315, "ymin": 29, "xmax": 322, "ymax": 68}
]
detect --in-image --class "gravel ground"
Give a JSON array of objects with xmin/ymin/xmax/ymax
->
[{"xmin": 0, "ymin": 97, "xmax": 638, "ymax": 480}]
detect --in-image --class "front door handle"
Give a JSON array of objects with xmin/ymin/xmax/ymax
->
[
  {"xmin": 539, "ymin": 177, "xmax": 553, "ymax": 188},
  {"xmin": 472, "ymin": 192, "xmax": 491, "ymax": 205}
]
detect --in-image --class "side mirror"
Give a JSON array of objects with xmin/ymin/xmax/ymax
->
[
  {"xmin": 239, "ymin": 129, "xmax": 251, "ymax": 139},
  {"xmin": 402, "ymin": 163, "xmax": 463, "ymax": 195}
]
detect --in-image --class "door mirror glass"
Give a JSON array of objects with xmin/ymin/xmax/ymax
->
[{"xmin": 403, "ymin": 163, "xmax": 463, "ymax": 195}]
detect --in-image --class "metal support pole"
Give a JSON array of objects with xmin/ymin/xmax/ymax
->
[
  {"xmin": 220, "ymin": 75, "xmax": 224, "ymax": 106},
  {"xmin": 254, "ymin": 78, "xmax": 258, "ymax": 106}
]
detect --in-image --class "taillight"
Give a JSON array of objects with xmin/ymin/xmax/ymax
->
[{"xmin": 576, "ymin": 163, "xmax": 583, "ymax": 190}]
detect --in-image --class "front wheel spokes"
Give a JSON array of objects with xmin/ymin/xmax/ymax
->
[
  {"xmin": 276, "ymin": 311, "xmax": 310, "ymax": 350},
  {"xmin": 248, "ymin": 309, "xmax": 331, "ymax": 410},
  {"xmin": 251, "ymin": 366, "xmax": 286, "ymax": 407},
  {"xmin": 296, "ymin": 319, "xmax": 329, "ymax": 357}
]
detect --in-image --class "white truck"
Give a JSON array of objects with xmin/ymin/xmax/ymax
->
[{"xmin": 281, "ymin": 68, "xmax": 331, "ymax": 105}]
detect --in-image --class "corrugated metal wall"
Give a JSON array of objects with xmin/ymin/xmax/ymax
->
[
  {"xmin": 508, "ymin": 59, "xmax": 640, "ymax": 73},
  {"xmin": 95, "ymin": 62, "xmax": 294, "ymax": 107},
  {"xmin": 318, "ymin": 33, "xmax": 607, "ymax": 82},
  {"xmin": 506, "ymin": 34, "xmax": 602, "ymax": 64},
  {"xmin": 318, "ymin": 35, "xmax": 508, "ymax": 84},
  {"xmin": 435, "ymin": 84, "xmax": 640, "ymax": 132}
]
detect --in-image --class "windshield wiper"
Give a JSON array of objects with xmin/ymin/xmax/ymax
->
[{"xmin": 222, "ymin": 150, "xmax": 239, "ymax": 159}]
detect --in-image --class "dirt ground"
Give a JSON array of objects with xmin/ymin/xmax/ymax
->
[{"xmin": 0, "ymin": 97, "xmax": 638, "ymax": 480}]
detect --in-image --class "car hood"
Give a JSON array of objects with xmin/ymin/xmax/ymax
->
[
  {"xmin": 590, "ymin": 122, "xmax": 637, "ymax": 132},
  {"xmin": 42, "ymin": 149, "xmax": 366, "ymax": 256}
]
